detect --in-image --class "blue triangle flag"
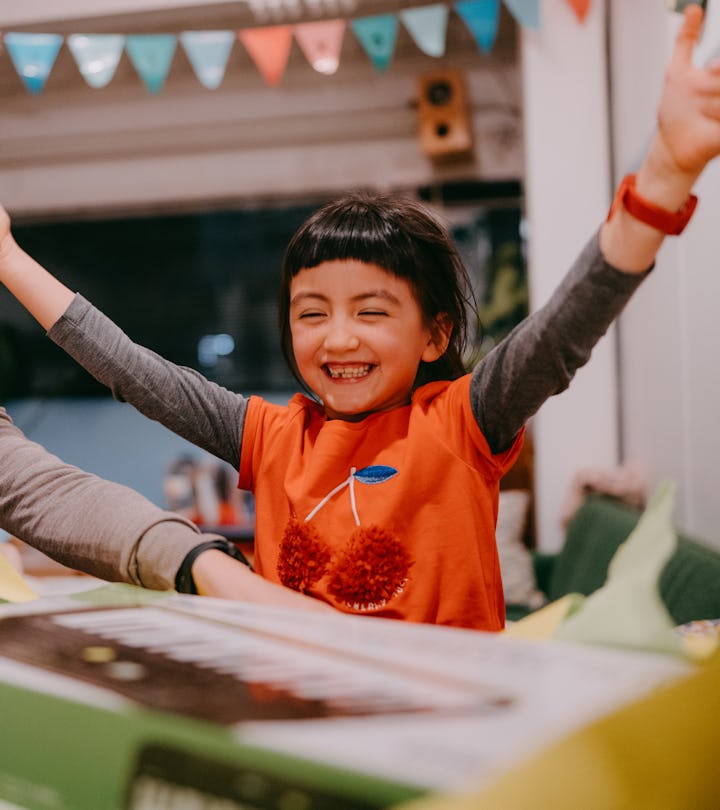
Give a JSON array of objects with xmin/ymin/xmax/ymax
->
[
  {"xmin": 4, "ymin": 32, "xmax": 63, "ymax": 94},
  {"xmin": 399, "ymin": 5, "xmax": 448, "ymax": 57},
  {"xmin": 179, "ymin": 30, "xmax": 234, "ymax": 89},
  {"xmin": 503, "ymin": 0, "xmax": 541, "ymax": 30},
  {"xmin": 454, "ymin": 0, "xmax": 500, "ymax": 52},
  {"xmin": 125, "ymin": 34, "xmax": 177, "ymax": 94},
  {"xmin": 351, "ymin": 14, "xmax": 398, "ymax": 71},
  {"xmin": 67, "ymin": 34, "xmax": 125, "ymax": 89}
]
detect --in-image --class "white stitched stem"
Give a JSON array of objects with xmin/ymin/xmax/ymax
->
[
  {"xmin": 304, "ymin": 473, "xmax": 352, "ymax": 523},
  {"xmin": 348, "ymin": 467, "xmax": 360, "ymax": 526}
]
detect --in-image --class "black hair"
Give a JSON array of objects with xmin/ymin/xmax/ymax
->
[{"xmin": 278, "ymin": 189, "xmax": 476, "ymax": 392}]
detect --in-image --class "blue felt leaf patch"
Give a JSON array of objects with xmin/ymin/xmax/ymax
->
[{"xmin": 353, "ymin": 465, "xmax": 399, "ymax": 484}]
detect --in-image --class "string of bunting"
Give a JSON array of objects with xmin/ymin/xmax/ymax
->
[{"xmin": 1, "ymin": 0, "xmax": 592, "ymax": 94}]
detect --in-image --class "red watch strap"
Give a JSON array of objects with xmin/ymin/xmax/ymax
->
[{"xmin": 607, "ymin": 174, "xmax": 698, "ymax": 235}]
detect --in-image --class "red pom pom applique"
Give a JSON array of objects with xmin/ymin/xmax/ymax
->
[
  {"xmin": 277, "ymin": 518, "xmax": 332, "ymax": 592},
  {"xmin": 327, "ymin": 525, "xmax": 413, "ymax": 611}
]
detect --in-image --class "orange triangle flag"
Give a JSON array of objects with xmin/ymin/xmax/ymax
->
[
  {"xmin": 566, "ymin": 0, "xmax": 592, "ymax": 23},
  {"xmin": 238, "ymin": 26, "xmax": 293, "ymax": 86},
  {"xmin": 294, "ymin": 19, "xmax": 346, "ymax": 76}
]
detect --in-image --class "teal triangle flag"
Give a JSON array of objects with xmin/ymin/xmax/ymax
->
[
  {"xmin": 454, "ymin": 0, "xmax": 500, "ymax": 52},
  {"xmin": 67, "ymin": 34, "xmax": 125, "ymax": 89},
  {"xmin": 4, "ymin": 32, "xmax": 63, "ymax": 94},
  {"xmin": 125, "ymin": 34, "xmax": 177, "ymax": 94},
  {"xmin": 399, "ymin": 5, "xmax": 448, "ymax": 57},
  {"xmin": 351, "ymin": 14, "xmax": 398, "ymax": 71},
  {"xmin": 179, "ymin": 30, "xmax": 234, "ymax": 90},
  {"xmin": 503, "ymin": 0, "xmax": 541, "ymax": 30}
]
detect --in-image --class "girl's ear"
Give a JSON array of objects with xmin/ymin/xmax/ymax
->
[{"xmin": 422, "ymin": 313, "xmax": 452, "ymax": 363}]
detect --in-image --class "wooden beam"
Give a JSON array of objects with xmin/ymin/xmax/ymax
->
[{"xmin": 0, "ymin": 0, "xmax": 244, "ymax": 27}]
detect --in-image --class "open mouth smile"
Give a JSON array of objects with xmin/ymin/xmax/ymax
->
[{"xmin": 324, "ymin": 364, "xmax": 374, "ymax": 380}]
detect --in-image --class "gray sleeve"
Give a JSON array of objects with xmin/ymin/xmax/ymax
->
[
  {"xmin": 471, "ymin": 230, "xmax": 649, "ymax": 453},
  {"xmin": 48, "ymin": 295, "xmax": 248, "ymax": 470},
  {"xmin": 0, "ymin": 407, "xmax": 225, "ymax": 590}
]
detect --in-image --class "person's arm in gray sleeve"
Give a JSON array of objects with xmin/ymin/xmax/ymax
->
[
  {"xmin": 470, "ymin": 231, "xmax": 648, "ymax": 454},
  {"xmin": 472, "ymin": 4, "xmax": 720, "ymax": 455},
  {"xmin": 0, "ymin": 408, "xmax": 336, "ymax": 612},
  {"xmin": 0, "ymin": 406, "xmax": 224, "ymax": 590},
  {"xmin": 48, "ymin": 295, "xmax": 248, "ymax": 470}
]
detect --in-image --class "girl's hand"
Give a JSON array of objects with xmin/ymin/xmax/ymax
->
[
  {"xmin": 191, "ymin": 549, "xmax": 336, "ymax": 612},
  {"xmin": 656, "ymin": 4, "xmax": 720, "ymax": 179},
  {"xmin": 601, "ymin": 5, "xmax": 720, "ymax": 272},
  {"xmin": 0, "ymin": 204, "xmax": 75, "ymax": 330}
]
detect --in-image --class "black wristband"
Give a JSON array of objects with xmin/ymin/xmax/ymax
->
[{"xmin": 175, "ymin": 539, "xmax": 252, "ymax": 595}]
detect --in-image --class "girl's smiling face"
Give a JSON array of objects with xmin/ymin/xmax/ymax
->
[{"xmin": 289, "ymin": 260, "xmax": 447, "ymax": 421}]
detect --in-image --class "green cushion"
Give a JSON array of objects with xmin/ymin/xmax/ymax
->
[
  {"xmin": 505, "ymin": 603, "xmax": 533, "ymax": 622},
  {"xmin": 545, "ymin": 494, "xmax": 720, "ymax": 625},
  {"xmin": 532, "ymin": 552, "xmax": 559, "ymax": 596},
  {"xmin": 546, "ymin": 496, "xmax": 635, "ymax": 601},
  {"xmin": 659, "ymin": 538, "xmax": 720, "ymax": 625}
]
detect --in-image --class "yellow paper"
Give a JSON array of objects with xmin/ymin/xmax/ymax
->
[
  {"xmin": 391, "ymin": 652, "xmax": 720, "ymax": 810},
  {"xmin": 0, "ymin": 551, "xmax": 37, "ymax": 602},
  {"xmin": 554, "ymin": 481, "xmax": 684, "ymax": 656},
  {"xmin": 504, "ymin": 593, "xmax": 584, "ymax": 640}
]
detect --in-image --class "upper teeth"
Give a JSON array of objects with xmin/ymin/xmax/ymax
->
[{"xmin": 328, "ymin": 365, "xmax": 371, "ymax": 379}]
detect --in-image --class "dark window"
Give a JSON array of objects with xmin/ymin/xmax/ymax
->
[{"xmin": 0, "ymin": 204, "xmax": 317, "ymax": 400}]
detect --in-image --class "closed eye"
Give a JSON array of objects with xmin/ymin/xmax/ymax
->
[{"xmin": 358, "ymin": 310, "xmax": 388, "ymax": 317}]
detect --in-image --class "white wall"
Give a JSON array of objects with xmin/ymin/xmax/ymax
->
[{"xmin": 520, "ymin": 0, "xmax": 618, "ymax": 551}]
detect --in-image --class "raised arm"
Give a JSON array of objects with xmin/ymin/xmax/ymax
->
[
  {"xmin": 0, "ymin": 211, "xmax": 247, "ymax": 469},
  {"xmin": 48, "ymin": 296, "xmax": 248, "ymax": 470},
  {"xmin": 599, "ymin": 3, "xmax": 719, "ymax": 271},
  {"xmin": 473, "ymin": 4, "xmax": 720, "ymax": 452},
  {"xmin": 0, "ymin": 208, "xmax": 73, "ymax": 330},
  {"xmin": 0, "ymin": 405, "xmax": 217, "ymax": 589}
]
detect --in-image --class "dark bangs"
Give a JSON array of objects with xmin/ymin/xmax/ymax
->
[
  {"xmin": 279, "ymin": 190, "xmax": 475, "ymax": 391},
  {"xmin": 282, "ymin": 192, "xmax": 422, "ymax": 279}
]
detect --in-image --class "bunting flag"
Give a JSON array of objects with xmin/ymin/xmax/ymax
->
[
  {"xmin": 0, "ymin": 2, "xmax": 595, "ymax": 95},
  {"xmin": 454, "ymin": 0, "xmax": 500, "ymax": 52},
  {"xmin": 502, "ymin": 0, "xmax": 541, "ymax": 31},
  {"xmin": 4, "ymin": 32, "xmax": 63, "ymax": 94},
  {"xmin": 294, "ymin": 19, "xmax": 346, "ymax": 76},
  {"xmin": 566, "ymin": 0, "xmax": 592, "ymax": 23},
  {"xmin": 67, "ymin": 34, "xmax": 125, "ymax": 89},
  {"xmin": 125, "ymin": 34, "xmax": 177, "ymax": 93},
  {"xmin": 238, "ymin": 26, "xmax": 293, "ymax": 86},
  {"xmin": 180, "ymin": 30, "xmax": 235, "ymax": 89},
  {"xmin": 399, "ymin": 4, "xmax": 449, "ymax": 57},
  {"xmin": 351, "ymin": 14, "xmax": 398, "ymax": 72}
]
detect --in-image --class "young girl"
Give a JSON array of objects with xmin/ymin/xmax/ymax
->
[{"xmin": 1, "ymin": 6, "xmax": 718, "ymax": 629}]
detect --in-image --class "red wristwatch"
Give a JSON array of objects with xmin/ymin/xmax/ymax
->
[{"xmin": 607, "ymin": 173, "xmax": 698, "ymax": 235}]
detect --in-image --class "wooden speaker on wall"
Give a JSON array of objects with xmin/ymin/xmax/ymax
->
[{"xmin": 417, "ymin": 69, "xmax": 473, "ymax": 161}]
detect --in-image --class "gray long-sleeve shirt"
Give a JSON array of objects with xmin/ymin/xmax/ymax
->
[
  {"xmin": 48, "ymin": 230, "xmax": 647, "ymax": 462},
  {"xmin": 0, "ymin": 406, "xmax": 223, "ymax": 590},
  {"xmin": 5, "ymin": 230, "xmax": 646, "ymax": 591}
]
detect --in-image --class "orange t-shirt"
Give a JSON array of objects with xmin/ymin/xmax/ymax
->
[{"xmin": 238, "ymin": 374, "xmax": 523, "ymax": 630}]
